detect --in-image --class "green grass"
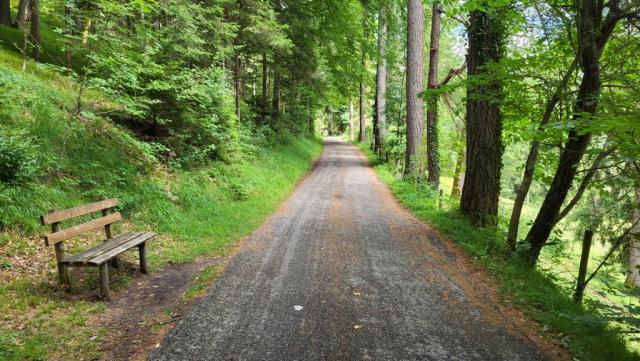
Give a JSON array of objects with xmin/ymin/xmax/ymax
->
[
  {"xmin": 0, "ymin": 45, "xmax": 322, "ymax": 360},
  {"xmin": 356, "ymin": 142, "xmax": 640, "ymax": 361}
]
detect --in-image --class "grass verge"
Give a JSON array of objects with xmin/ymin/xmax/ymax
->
[
  {"xmin": 355, "ymin": 142, "xmax": 639, "ymax": 361},
  {"xmin": 0, "ymin": 45, "xmax": 323, "ymax": 359}
]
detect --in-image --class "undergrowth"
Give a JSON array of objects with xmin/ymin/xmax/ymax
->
[
  {"xmin": 0, "ymin": 47, "xmax": 322, "ymax": 359},
  {"xmin": 356, "ymin": 142, "xmax": 639, "ymax": 361}
]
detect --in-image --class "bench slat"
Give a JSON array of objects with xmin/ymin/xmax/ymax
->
[
  {"xmin": 41, "ymin": 198, "xmax": 119, "ymax": 225},
  {"xmin": 62, "ymin": 231, "xmax": 142, "ymax": 265},
  {"xmin": 88, "ymin": 232, "xmax": 155, "ymax": 266},
  {"xmin": 45, "ymin": 213, "xmax": 122, "ymax": 245}
]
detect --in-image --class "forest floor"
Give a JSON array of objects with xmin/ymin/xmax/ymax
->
[{"xmin": 149, "ymin": 137, "xmax": 566, "ymax": 361}]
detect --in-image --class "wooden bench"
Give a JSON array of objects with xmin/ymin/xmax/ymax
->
[{"xmin": 41, "ymin": 198, "xmax": 155, "ymax": 300}]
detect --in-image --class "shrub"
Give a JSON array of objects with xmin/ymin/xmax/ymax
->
[{"xmin": 0, "ymin": 133, "xmax": 37, "ymax": 185}]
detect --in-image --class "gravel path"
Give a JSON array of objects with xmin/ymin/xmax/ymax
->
[{"xmin": 149, "ymin": 137, "xmax": 550, "ymax": 361}]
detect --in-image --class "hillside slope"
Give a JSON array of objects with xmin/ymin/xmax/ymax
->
[{"xmin": 0, "ymin": 48, "xmax": 322, "ymax": 360}]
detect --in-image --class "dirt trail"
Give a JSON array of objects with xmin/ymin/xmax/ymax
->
[{"xmin": 148, "ymin": 137, "xmax": 563, "ymax": 361}]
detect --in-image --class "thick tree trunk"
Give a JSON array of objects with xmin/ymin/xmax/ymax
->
[
  {"xmin": 0, "ymin": 0, "xmax": 11, "ymax": 27},
  {"xmin": 460, "ymin": 9, "xmax": 504, "ymax": 226},
  {"xmin": 374, "ymin": 6, "xmax": 387, "ymax": 155},
  {"xmin": 30, "ymin": 0, "xmax": 40, "ymax": 60},
  {"xmin": 16, "ymin": 0, "xmax": 30, "ymax": 28},
  {"xmin": 349, "ymin": 101, "xmax": 355, "ymax": 140},
  {"xmin": 625, "ymin": 189, "xmax": 640, "ymax": 288},
  {"xmin": 426, "ymin": 2, "xmax": 442, "ymax": 188},
  {"xmin": 506, "ymin": 58, "xmax": 579, "ymax": 251},
  {"xmin": 404, "ymin": 0, "xmax": 424, "ymax": 176},
  {"xmin": 522, "ymin": 0, "xmax": 615, "ymax": 265}
]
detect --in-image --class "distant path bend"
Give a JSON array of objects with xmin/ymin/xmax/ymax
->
[{"xmin": 149, "ymin": 137, "xmax": 551, "ymax": 361}]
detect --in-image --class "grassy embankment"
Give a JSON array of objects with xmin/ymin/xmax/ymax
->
[
  {"xmin": 356, "ymin": 143, "xmax": 639, "ymax": 361},
  {"xmin": 0, "ymin": 42, "xmax": 322, "ymax": 360}
]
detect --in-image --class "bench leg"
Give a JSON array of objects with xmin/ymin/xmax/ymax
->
[
  {"xmin": 98, "ymin": 263, "xmax": 110, "ymax": 301},
  {"xmin": 139, "ymin": 242, "xmax": 148, "ymax": 274},
  {"xmin": 110, "ymin": 257, "xmax": 120, "ymax": 269},
  {"xmin": 54, "ymin": 243, "xmax": 70, "ymax": 287}
]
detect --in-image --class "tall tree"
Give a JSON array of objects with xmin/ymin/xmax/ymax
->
[
  {"xmin": 374, "ymin": 4, "xmax": 388, "ymax": 155},
  {"xmin": 626, "ymin": 189, "xmax": 640, "ymax": 288},
  {"xmin": 426, "ymin": 2, "xmax": 442, "ymax": 187},
  {"xmin": 460, "ymin": 4, "xmax": 505, "ymax": 226},
  {"xmin": 0, "ymin": 0, "xmax": 11, "ymax": 27},
  {"xmin": 521, "ymin": 0, "xmax": 635, "ymax": 265},
  {"xmin": 30, "ymin": 0, "xmax": 40, "ymax": 60},
  {"xmin": 349, "ymin": 100, "xmax": 355, "ymax": 140},
  {"xmin": 359, "ymin": 66, "xmax": 366, "ymax": 142},
  {"xmin": 262, "ymin": 52, "xmax": 270, "ymax": 122},
  {"xmin": 16, "ymin": 0, "xmax": 30, "ymax": 28},
  {"xmin": 506, "ymin": 57, "xmax": 579, "ymax": 251},
  {"xmin": 404, "ymin": 0, "xmax": 424, "ymax": 176}
]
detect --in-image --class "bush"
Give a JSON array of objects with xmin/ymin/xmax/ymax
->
[{"xmin": 0, "ymin": 134, "xmax": 37, "ymax": 185}]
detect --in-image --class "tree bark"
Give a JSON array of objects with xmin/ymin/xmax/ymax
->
[
  {"xmin": 625, "ymin": 189, "xmax": 640, "ymax": 288},
  {"xmin": 521, "ymin": 0, "xmax": 623, "ymax": 265},
  {"xmin": 359, "ymin": 61, "xmax": 366, "ymax": 143},
  {"xmin": 348, "ymin": 100, "xmax": 355, "ymax": 140},
  {"xmin": 374, "ymin": 6, "xmax": 387, "ymax": 155},
  {"xmin": 460, "ymin": 8, "xmax": 504, "ymax": 226},
  {"xmin": 574, "ymin": 230, "xmax": 594, "ymax": 303},
  {"xmin": 404, "ymin": 0, "xmax": 424, "ymax": 176},
  {"xmin": 426, "ymin": 2, "xmax": 442, "ymax": 188},
  {"xmin": 262, "ymin": 52, "xmax": 269, "ymax": 122},
  {"xmin": 234, "ymin": 53, "xmax": 242, "ymax": 121},
  {"xmin": 30, "ymin": 0, "xmax": 40, "ymax": 60},
  {"xmin": 0, "ymin": 0, "xmax": 11, "ymax": 27},
  {"xmin": 16, "ymin": 0, "xmax": 30, "ymax": 28},
  {"xmin": 507, "ymin": 57, "xmax": 579, "ymax": 251},
  {"xmin": 451, "ymin": 139, "xmax": 465, "ymax": 199},
  {"xmin": 554, "ymin": 148, "xmax": 611, "ymax": 224},
  {"xmin": 272, "ymin": 71, "xmax": 281, "ymax": 119}
]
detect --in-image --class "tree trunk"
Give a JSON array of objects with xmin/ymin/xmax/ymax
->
[
  {"xmin": 234, "ymin": 53, "xmax": 242, "ymax": 121},
  {"xmin": 554, "ymin": 148, "xmax": 611, "ymax": 225},
  {"xmin": 272, "ymin": 71, "xmax": 281, "ymax": 119},
  {"xmin": 262, "ymin": 52, "xmax": 269, "ymax": 122},
  {"xmin": 460, "ymin": 8, "xmax": 504, "ymax": 226},
  {"xmin": 574, "ymin": 230, "xmax": 594, "ymax": 303},
  {"xmin": 451, "ymin": 140, "xmax": 465, "ymax": 199},
  {"xmin": 359, "ymin": 56, "xmax": 366, "ymax": 143},
  {"xmin": 404, "ymin": 0, "xmax": 424, "ymax": 176},
  {"xmin": 16, "ymin": 0, "xmax": 30, "ymax": 28},
  {"xmin": 374, "ymin": 6, "xmax": 387, "ymax": 155},
  {"xmin": 65, "ymin": 3, "xmax": 73, "ymax": 69},
  {"xmin": 426, "ymin": 2, "xmax": 442, "ymax": 188},
  {"xmin": 30, "ymin": 0, "xmax": 40, "ymax": 60},
  {"xmin": 625, "ymin": 189, "xmax": 640, "ymax": 288},
  {"xmin": 349, "ymin": 100, "xmax": 355, "ymax": 140},
  {"xmin": 0, "ymin": 0, "xmax": 11, "ymax": 27},
  {"xmin": 522, "ymin": 0, "xmax": 613, "ymax": 265},
  {"xmin": 506, "ymin": 57, "xmax": 579, "ymax": 251}
]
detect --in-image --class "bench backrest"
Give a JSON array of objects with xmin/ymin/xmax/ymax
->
[{"xmin": 41, "ymin": 198, "xmax": 121, "ymax": 246}]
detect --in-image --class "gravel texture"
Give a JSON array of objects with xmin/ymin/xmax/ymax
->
[{"xmin": 149, "ymin": 138, "xmax": 550, "ymax": 361}]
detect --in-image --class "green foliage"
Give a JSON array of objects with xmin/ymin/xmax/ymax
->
[
  {"xmin": 0, "ymin": 132, "xmax": 37, "ymax": 184},
  {"xmin": 358, "ymin": 143, "xmax": 640, "ymax": 361}
]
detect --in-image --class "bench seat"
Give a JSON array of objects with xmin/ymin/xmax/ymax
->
[{"xmin": 61, "ymin": 231, "xmax": 156, "ymax": 266}]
